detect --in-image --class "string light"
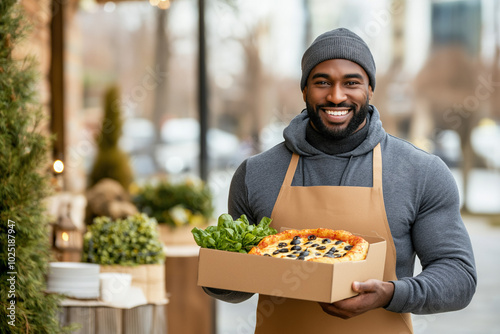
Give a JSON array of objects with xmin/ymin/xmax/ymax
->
[
  {"xmin": 150, "ymin": 0, "xmax": 170, "ymax": 10},
  {"xmin": 53, "ymin": 159, "xmax": 64, "ymax": 174}
]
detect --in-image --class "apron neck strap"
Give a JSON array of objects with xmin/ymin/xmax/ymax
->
[
  {"xmin": 283, "ymin": 153, "xmax": 300, "ymax": 186},
  {"xmin": 372, "ymin": 143, "xmax": 382, "ymax": 190},
  {"xmin": 284, "ymin": 143, "xmax": 383, "ymax": 189}
]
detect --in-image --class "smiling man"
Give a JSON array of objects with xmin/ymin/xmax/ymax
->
[
  {"xmin": 304, "ymin": 58, "xmax": 372, "ymax": 140},
  {"xmin": 204, "ymin": 28, "xmax": 477, "ymax": 333}
]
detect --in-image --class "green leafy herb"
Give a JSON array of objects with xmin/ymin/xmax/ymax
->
[{"xmin": 191, "ymin": 214, "xmax": 276, "ymax": 253}]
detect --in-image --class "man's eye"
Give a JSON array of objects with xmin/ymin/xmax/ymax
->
[
  {"xmin": 315, "ymin": 81, "xmax": 330, "ymax": 86},
  {"xmin": 346, "ymin": 81, "xmax": 359, "ymax": 86}
]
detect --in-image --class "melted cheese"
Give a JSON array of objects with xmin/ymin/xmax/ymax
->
[{"xmin": 262, "ymin": 236, "xmax": 352, "ymax": 261}]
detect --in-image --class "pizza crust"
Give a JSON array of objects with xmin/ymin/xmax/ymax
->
[{"xmin": 248, "ymin": 228, "xmax": 369, "ymax": 263}]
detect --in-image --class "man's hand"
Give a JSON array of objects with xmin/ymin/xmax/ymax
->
[{"xmin": 318, "ymin": 279, "xmax": 394, "ymax": 319}]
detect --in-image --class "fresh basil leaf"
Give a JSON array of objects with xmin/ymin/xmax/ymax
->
[
  {"xmin": 238, "ymin": 215, "xmax": 250, "ymax": 225},
  {"xmin": 191, "ymin": 213, "xmax": 276, "ymax": 253},
  {"xmin": 258, "ymin": 216, "xmax": 272, "ymax": 228},
  {"xmin": 225, "ymin": 228, "xmax": 235, "ymax": 238}
]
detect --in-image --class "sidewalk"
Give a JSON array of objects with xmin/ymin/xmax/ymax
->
[
  {"xmin": 215, "ymin": 215, "xmax": 500, "ymax": 334},
  {"xmin": 412, "ymin": 215, "xmax": 500, "ymax": 334}
]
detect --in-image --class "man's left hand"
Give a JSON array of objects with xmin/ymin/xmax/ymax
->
[{"xmin": 318, "ymin": 279, "xmax": 394, "ymax": 319}]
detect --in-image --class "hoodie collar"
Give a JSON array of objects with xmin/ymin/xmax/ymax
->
[{"xmin": 283, "ymin": 105, "xmax": 386, "ymax": 158}]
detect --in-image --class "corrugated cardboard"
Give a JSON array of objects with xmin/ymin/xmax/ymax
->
[{"xmin": 197, "ymin": 235, "xmax": 386, "ymax": 303}]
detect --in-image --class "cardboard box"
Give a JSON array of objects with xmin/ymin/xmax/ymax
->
[{"xmin": 197, "ymin": 235, "xmax": 386, "ymax": 303}]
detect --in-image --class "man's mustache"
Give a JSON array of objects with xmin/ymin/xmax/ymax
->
[{"xmin": 317, "ymin": 102, "xmax": 356, "ymax": 109}]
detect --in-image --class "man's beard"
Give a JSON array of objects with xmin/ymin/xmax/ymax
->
[{"xmin": 306, "ymin": 99, "xmax": 370, "ymax": 140}]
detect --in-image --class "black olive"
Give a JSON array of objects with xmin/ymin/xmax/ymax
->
[
  {"xmin": 286, "ymin": 254, "xmax": 297, "ymax": 258},
  {"xmin": 308, "ymin": 235, "xmax": 317, "ymax": 241},
  {"xmin": 323, "ymin": 254, "xmax": 333, "ymax": 258},
  {"xmin": 315, "ymin": 252, "xmax": 321, "ymax": 256},
  {"xmin": 272, "ymin": 250, "xmax": 280, "ymax": 255},
  {"xmin": 297, "ymin": 256, "xmax": 305, "ymax": 260},
  {"xmin": 299, "ymin": 251, "xmax": 310, "ymax": 257},
  {"xmin": 304, "ymin": 241, "xmax": 312, "ymax": 245},
  {"xmin": 290, "ymin": 238, "xmax": 301, "ymax": 245},
  {"xmin": 291, "ymin": 245, "xmax": 302, "ymax": 251},
  {"xmin": 311, "ymin": 243, "xmax": 319, "ymax": 247},
  {"xmin": 278, "ymin": 242, "xmax": 287, "ymax": 248},
  {"xmin": 322, "ymin": 239, "xmax": 331, "ymax": 244},
  {"xmin": 333, "ymin": 254, "xmax": 342, "ymax": 258},
  {"xmin": 279, "ymin": 248, "xmax": 289, "ymax": 253},
  {"xmin": 327, "ymin": 247, "xmax": 336, "ymax": 253},
  {"xmin": 335, "ymin": 240, "xmax": 343, "ymax": 245},
  {"xmin": 264, "ymin": 254, "xmax": 271, "ymax": 257},
  {"xmin": 316, "ymin": 246, "xmax": 326, "ymax": 250},
  {"xmin": 344, "ymin": 245, "xmax": 353, "ymax": 251}
]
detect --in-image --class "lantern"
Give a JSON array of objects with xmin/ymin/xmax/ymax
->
[{"xmin": 54, "ymin": 204, "xmax": 83, "ymax": 262}]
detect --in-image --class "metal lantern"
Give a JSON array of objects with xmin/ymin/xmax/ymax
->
[{"xmin": 54, "ymin": 204, "xmax": 83, "ymax": 262}]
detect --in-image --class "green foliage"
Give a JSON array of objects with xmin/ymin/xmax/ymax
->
[
  {"xmin": 89, "ymin": 85, "xmax": 133, "ymax": 190},
  {"xmin": 133, "ymin": 179, "xmax": 214, "ymax": 227},
  {"xmin": 96, "ymin": 85, "xmax": 122, "ymax": 150},
  {"xmin": 191, "ymin": 214, "xmax": 276, "ymax": 253},
  {"xmin": 82, "ymin": 213, "xmax": 165, "ymax": 266},
  {"xmin": 89, "ymin": 148, "xmax": 133, "ymax": 190},
  {"xmin": 0, "ymin": 1, "xmax": 69, "ymax": 333}
]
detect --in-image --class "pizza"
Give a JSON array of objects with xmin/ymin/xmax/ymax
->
[{"xmin": 248, "ymin": 228, "xmax": 369, "ymax": 263}]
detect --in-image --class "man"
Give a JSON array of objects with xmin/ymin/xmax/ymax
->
[{"xmin": 204, "ymin": 28, "xmax": 477, "ymax": 333}]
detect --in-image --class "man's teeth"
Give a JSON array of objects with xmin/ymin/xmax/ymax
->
[{"xmin": 325, "ymin": 110, "xmax": 349, "ymax": 116}]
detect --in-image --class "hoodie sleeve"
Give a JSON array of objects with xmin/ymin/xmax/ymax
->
[
  {"xmin": 227, "ymin": 160, "xmax": 256, "ymax": 222},
  {"xmin": 386, "ymin": 156, "xmax": 477, "ymax": 314}
]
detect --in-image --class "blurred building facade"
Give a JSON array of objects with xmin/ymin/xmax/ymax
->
[{"xmin": 24, "ymin": 0, "xmax": 500, "ymax": 207}]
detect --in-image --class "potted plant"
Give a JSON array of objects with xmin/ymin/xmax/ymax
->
[
  {"xmin": 82, "ymin": 213, "xmax": 166, "ymax": 303},
  {"xmin": 88, "ymin": 85, "xmax": 133, "ymax": 191},
  {"xmin": 132, "ymin": 178, "xmax": 214, "ymax": 245}
]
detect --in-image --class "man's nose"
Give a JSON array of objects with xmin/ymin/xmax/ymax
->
[{"xmin": 326, "ymin": 85, "xmax": 347, "ymax": 104}]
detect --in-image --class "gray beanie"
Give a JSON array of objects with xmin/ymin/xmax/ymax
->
[{"xmin": 300, "ymin": 28, "xmax": 376, "ymax": 91}]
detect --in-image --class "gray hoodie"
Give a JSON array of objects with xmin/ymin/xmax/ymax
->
[{"xmin": 207, "ymin": 106, "xmax": 477, "ymax": 314}]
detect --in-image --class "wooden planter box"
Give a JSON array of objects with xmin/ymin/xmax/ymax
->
[{"xmin": 99, "ymin": 264, "xmax": 166, "ymax": 304}]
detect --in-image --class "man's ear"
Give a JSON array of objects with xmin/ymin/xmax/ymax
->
[
  {"xmin": 368, "ymin": 85, "xmax": 373, "ymax": 101},
  {"xmin": 302, "ymin": 86, "xmax": 307, "ymax": 102}
]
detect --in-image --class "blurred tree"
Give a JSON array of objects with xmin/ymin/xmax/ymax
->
[
  {"xmin": 490, "ymin": 0, "xmax": 500, "ymax": 122},
  {"xmin": 414, "ymin": 46, "xmax": 483, "ymax": 212},
  {"xmin": 152, "ymin": 7, "xmax": 170, "ymax": 152},
  {"xmin": 89, "ymin": 85, "xmax": 133, "ymax": 190},
  {"xmin": 0, "ymin": 0, "xmax": 69, "ymax": 333},
  {"xmin": 240, "ymin": 20, "xmax": 269, "ymax": 154},
  {"xmin": 413, "ymin": 1, "xmax": 485, "ymax": 212},
  {"xmin": 370, "ymin": 0, "xmax": 411, "ymax": 138}
]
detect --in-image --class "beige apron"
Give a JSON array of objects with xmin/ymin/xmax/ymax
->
[{"xmin": 254, "ymin": 144, "xmax": 413, "ymax": 333}]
